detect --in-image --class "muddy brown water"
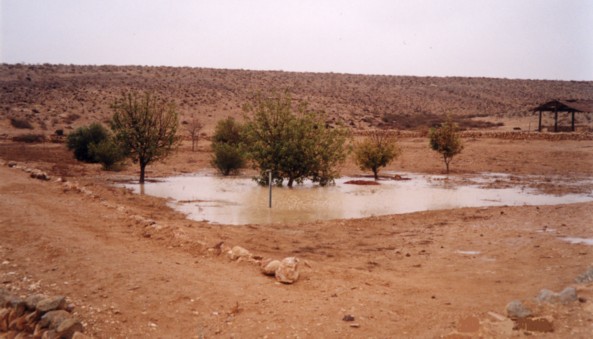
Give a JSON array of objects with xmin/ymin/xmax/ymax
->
[{"xmin": 121, "ymin": 172, "xmax": 593, "ymax": 225}]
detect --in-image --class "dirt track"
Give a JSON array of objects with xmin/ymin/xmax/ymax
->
[{"xmin": 1, "ymin": 138, "xmax": 593, "ymax": 338}]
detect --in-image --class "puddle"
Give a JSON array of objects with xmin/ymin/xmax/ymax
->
[
  {"xmin": 120, "ymin": 172, "xmax": 593, "ymax": 225},
  {"xmin": 559, "ymin": 237, "xmax": 593, "ymax": 246},
  {"xmin": 456, "ymin": 250, "xmax": 481, "ymax": 255}
]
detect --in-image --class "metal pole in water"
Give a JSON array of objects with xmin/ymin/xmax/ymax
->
[{"xmin": 268, "ymin": 170, "xmax": 272, "ymax": 208}]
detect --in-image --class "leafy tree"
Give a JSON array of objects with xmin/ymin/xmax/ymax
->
[
  {"xmin": 67, "ymin": 122, "xmax": 111, "ymax": 162},
  {"xmin": 243, "ymin": 92, "xmax": 349, "ymax": 187},
  {"xmin": 354, "ymin": 131, "xmax": 400, "ymax": 180},
  {"xmin": 111, "ymin": 92, "xmax": 180, "ymax": 183},
  {"xmin": 429, "ymin": 117, "xmax": 464, "ymax": 173},
  {"xmin": 211, "ymin": 117, "xmax": 246, "ymax": 175}
]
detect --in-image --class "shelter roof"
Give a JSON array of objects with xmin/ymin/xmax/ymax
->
[{"xmin": 533, "ymin": 99, "xmax": 593, "ymax": 112}]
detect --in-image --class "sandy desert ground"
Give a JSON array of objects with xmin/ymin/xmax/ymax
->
[{"xmin": 1, "ymin": 65, "xmax": 593, "ymax": 338}]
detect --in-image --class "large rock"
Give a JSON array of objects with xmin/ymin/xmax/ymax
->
[
  {"xmin": 39, "ymin": 309, "xmax": 71, "ymax": 329},
  {"xmin": 57, "ymin": 317, "xmax": 84, "ymax": 338},
  {"xmin": 260, "ymin": 259, "xmax": 281, "ymax": 276},
  {"xmin": 506, "ymin": 300, "xmax": 532, "ymax": 319},
  {"xmin": 275, "ymin": 257, "xmax": 300, "ymax": 284},
  {"xmin": 37, "ymin": 296, "xmax": 66, "ymax": 313},
  {"xmin": 536, "ymin": 287, "xmax": 577, "ymax": 304},
  {"xmin": 227, "ymin": 246, "xmax": 251, "ymax": 260},
  {"xmin": 25, "ymin": 294, "xmax": 46, "ymax": 311}
]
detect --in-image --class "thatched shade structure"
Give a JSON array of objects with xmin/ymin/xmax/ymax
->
[{"xmin": 533, "ymin": 100, "xmax": 593, "ymax": 132}]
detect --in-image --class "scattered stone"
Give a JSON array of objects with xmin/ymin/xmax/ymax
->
[
  {"xmin": 342, "ymin": 314, "xmax": 355, "ymax": 322},
  {"xmin": 260, "ymin": 259, "xmax": 281, "ymax": 276},
  {"xmin": 558, "ymin": 287, "xmax": 578, "ymax": 303},
  {"xmin": 39, "ymin": 310, "xmax": 71, "ymax": 329},
  {"xmin": 30, "ymin": 169, "xmax": 50, "ymax": 180},
  {"xmin": 57, "ymin": 317, "xmax": 84, "ymax": 338},
  {"xmin": 506, "ymin": 300, "xmax": 532, "ymax": 319},
  {"xmin": 36, "ymin": 296, "xmax": 66, "ymax": 313},
  {"xmin": 25, "ymin": 294, "xmax": 46, "ymax": 310},
  {"xmin": 513, "ymin": 317, "xmax": 554, "ymax": 333},
  {"xmin": 575, "ymin": 267, "xmax": 593, "ymax": 283},
  {"xmin": 536, "ymin": 287, "xmax": 577, "ymax": 304},
  {"xmin": 227, "ymin": 246, "xmax": 251, "ymax": 261},
  {"xmin": 275, "ymin": 257, "xmax": 300, "ymax": 284},
  {"xmin": 7, "ymin": 161, "xmax": 17, "ymax": 168}
]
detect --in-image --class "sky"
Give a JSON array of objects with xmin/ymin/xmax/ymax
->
[{"xmin": 1, "ymin": 0, "xmax": 592, "ymax": 80}]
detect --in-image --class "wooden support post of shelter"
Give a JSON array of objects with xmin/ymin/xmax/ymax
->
[{"xmin": 533, "ymin": 100, "xmax": 593, "ymax": 133}]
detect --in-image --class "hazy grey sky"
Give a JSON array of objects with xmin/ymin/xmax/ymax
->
[{"xmin": 1, "ymin": 0, "xmax": 592, "ymax": 80}]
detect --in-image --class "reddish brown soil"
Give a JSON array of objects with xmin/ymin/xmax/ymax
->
[
  {"xmin": 1, "ymin": 64, "xmax": 593, "ymax": 337},
  {"xmin": 1, "ymin": 138, "xmax": 592, "ymax": 338}
]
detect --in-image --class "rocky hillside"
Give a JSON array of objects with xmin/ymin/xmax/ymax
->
[{"xmin": 1, "ymin": 63, "xmax": 592, "ymax": 133}]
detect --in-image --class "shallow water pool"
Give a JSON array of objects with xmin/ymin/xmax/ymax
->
[{"xmin": 120, "ymin": 172, "xmax": 593, "ymax": 225}]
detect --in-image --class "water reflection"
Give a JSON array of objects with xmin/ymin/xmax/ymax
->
[{"xmin": 120, "ymin": 173, "xmax": 593, "ymax": 225}]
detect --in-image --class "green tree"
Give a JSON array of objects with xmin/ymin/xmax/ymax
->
[
  {"xmin": 243, "ymin": 92, "xmax": 349, "ymax": 187},
  {"xmin": 111, "ymin": 92, "xmax": 180, "ymax": 183},
  {"xmin": 89, "ymin": 138, "xmax": 127, "ymax": 170},
  {"xmin": 67, "ymin": 122, "xmax": 111, "ymax": 162},
  {"xmin": 429, "ymin": 117, "xmax": 464, "ymax": 174},
  {"xmin": 211, "ymin": 117, "xmax": 246, "ymax": 175},
  {"xmin": 354, "ymin": 131, "xmax": 400, "ymax": 180}
]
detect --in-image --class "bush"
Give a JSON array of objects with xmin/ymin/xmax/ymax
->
[
  {"xmin": 10, "ymin": 118, "xmax": 34, "ymax": 129},
  {"xmin": 211, "ymin": 143, "xmax": 246, "ymax": 176},
  {"xmin": 354, "ymin": 131, "xmax": 400, "ymax": 180},
  {"xmin": 89, "ymin": 139, "xmax": 127, "ymax": 170},
  {"xmin": 211, "ymin": 117, "xmax": 246, "ymax": 175},
  {"xmin": 67, "ymin": 123, "xmax": 111, "ymax": 162},
  {"xmin": 12, "ymin": 133, "xmax": 45, "ymax": 143}
]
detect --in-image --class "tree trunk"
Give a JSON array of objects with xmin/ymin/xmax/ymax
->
[
  {"xmin": 444, "ymin": 155, "xmax": 450, "ymax": 174},
  {"xmin": 139, "ymin": 162, "xmax": 147, "ymax": 184},
  {"xmin": 373, "ymin": 168, "xmax": 379, "ymax": 180},
  {"xmin": 287, "ymin": 177, "xmax": 294, "ymax": 188},
  {"xmin": 191, "ymin": 137, "xmax": 196, "ymax": 152}
]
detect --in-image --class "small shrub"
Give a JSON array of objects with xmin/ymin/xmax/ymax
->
[
  {"xmin": 89, "ymin": 139, "xmax": 127, "ymax": 170},
  {"xmin": 211, "ymin": 117, "xmax": 246, "ymax": 175},
  {"xmin": 12, "ymin": 133, "xmax": 46, "ymax": 143},
  {"xmin": 10, "ymin": 118, "xmax": 34, "ymax": 129},
  {"xmin": 67, "ymin": 123, "xmax": 111, "ymax": 162},
  {"xmin": 55, "ymin": 129, "xmax": 64, "ymax": 136},
  {"xmin": 211, "ymin": 143, "xmax": 246, "ymax": 175}
]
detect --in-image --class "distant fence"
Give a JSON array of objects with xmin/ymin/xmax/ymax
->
[{"xmin": 352, "ymin": 130, "xmax": 593, "ymax": 141}]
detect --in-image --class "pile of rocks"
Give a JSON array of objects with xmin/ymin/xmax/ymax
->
[
  {"xmin": 5, "ymin": 161, "xmax": 51, "ymax": 181},
  {"xmin": 223, "ymin": 245, "xmax": 301, "ymax": 284},
  {"xmin": 0, "ymin": 288, "xmax": 85, "ymax": 338}
]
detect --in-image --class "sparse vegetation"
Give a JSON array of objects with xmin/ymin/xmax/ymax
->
[
  {"xmin": 429, "ymin": 117, "xmax": 464, "ymax": 173},
  {"xmin": 111, "ymin": 92, "xmax": 180, "ymax": 183},
  {"xmin": 12, "ymin": 133, "xmax": 45, "ymax": 143},
  {"xmin": 354, "ymin": 131, "xmax": 401, "ymax": 180},
  {"xmin": 211, "ymin": 117, "xmax": 246, "ymax": 175},
  {"xmin": 10, "ymin": 118, "xmax": 34, "ymax": 129},
  {"xmin": 185, "ymin": 115, "xmax": 204, "ymax": 152},
  {"xmin": 243, "ymin": 92, "xmax": 350, "ymax": 187}
]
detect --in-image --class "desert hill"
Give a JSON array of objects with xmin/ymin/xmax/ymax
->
[{"xmin": 1, "ymin": 63, "xmax": 592, "ymax": 134}]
